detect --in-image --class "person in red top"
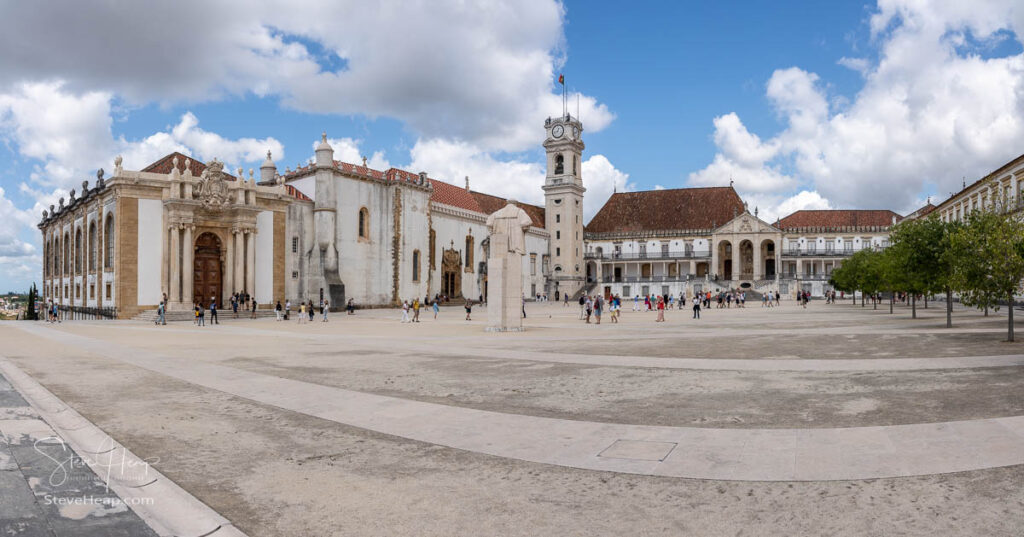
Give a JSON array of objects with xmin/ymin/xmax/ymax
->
[{"xmin": 655, "ymin": 295, "xmax": 665, "ymax": 322}]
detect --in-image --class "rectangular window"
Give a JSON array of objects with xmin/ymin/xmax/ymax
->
[
  {"xmin": 641, "ymin": 285, "xmax": 649, "ymax": 296},
  {"xmin": 105, "ymin": 283, "xmax": 111, "ymax": 299},
  {"xmin": 530, "ymin": 254, "xmax": 537, "ymax": 275},
  {"xmin": 556, "ymin": 247, "xmax": 560, "ymax": 256},
  {"xmin": 622, "ymin": 285, "xmax": 631, "ymax": 297},
  {"xmin": 412, "ymin": 250, "xmax": 421, "ymax": 282},
  {"xmin": 89, "ymin": 284, "xmax": 94, "ymax": 299},
  {"xmin": 556, "ymin": 214, "xmax": 560, "ymax": 223},
  {"xmin": 292, "ymin": 236, "xmax": 298, "ymax": 253},
  {"xmin": 556, "ymin": 231, "xmax": 560, "ymax": 239},
  {"xmin": 292, "ymin": 271, "xmax": 299, "ymax": 279}
]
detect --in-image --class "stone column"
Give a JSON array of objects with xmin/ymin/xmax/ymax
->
[
  {"xmin": 753, "ymin": 242, "xmax": 762, "ymax": 281},
  {"xmin": 245, "ymin": 229, "xmax": 256, "ymax": 303},
  {"xmin": 235, "ymin": 229, "xmax": 245, "ymax": 296},
  {"xmin": 169, "ymin": 225, "xmax": 180, "ymax": 305},
  {"xmin": 710, "ymin": 241, "xmax": 719, "ymax": 280},
  {"xmin": 183, "ymin": 225, "xmax": 194, "ymax": 306},
  {"xmin": 224, "ymin": 230, "xmax": 235, "ymax": 298},
  {"xmin": 796, "ymin": 258, "xmax": 803, "ymax": 278}
]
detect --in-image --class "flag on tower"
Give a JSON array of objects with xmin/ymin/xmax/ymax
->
[{"xmin": 558, "ymin": 73, "xmax": 564, "ymax": 85}]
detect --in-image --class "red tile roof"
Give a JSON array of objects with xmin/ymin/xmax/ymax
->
[
  {"xmin": 469, "ymin": 190, "xmax": 546, "ymax": 228},
  {"xmin": 585, "ymin": 187, "xmax": 745, "ymax": 234},
  {"xmin": 141, "ymin": 152, "xmax": 236, "ymax": 180},
  {"xmin": 285, "ymin": 184, "xmax": 312, "ymax": 202},
  {"xmin": 428, "ymin": 179, "xmax": 482, "ymax": 212},
  {"xmin": 777, "ymin": 210, "xmax": 901, "ymax": 230}
]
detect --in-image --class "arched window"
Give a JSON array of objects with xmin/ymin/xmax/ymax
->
[
  {"xmin": 554, "ymin": 154, "xmax": 564, "ymax": 175},
  {"xmin": 412, "ymin": 250, "xmax": 421, "ymax": 282},
  {"xmin": 358, "ymin": 207, "xmax": 369, "ymax": 240},
  {"xmin": 75, "ymin": 228, "xmax": 82, "ymax": 273},
  {"xmin": 465, "ymin": 235, "xmax": 474, "ymax": 270},
  {"xmin": 88, "ymin": 222, "xmax": 97, "ymax": 271},
  {"xmin": 573, "ymin": 155, "xmax": 577, "ymax": 175},
  {"xmin": 63, "ymin": 232, "xmax": 70, "ymax": 274},
  {"xmin": 104, "ymin": 215, "xmax": 115, "ymax": 269}
]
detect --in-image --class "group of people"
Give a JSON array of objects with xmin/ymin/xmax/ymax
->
[
  {"xmin": 577, "ymin": 294, "xmax": 623, "ymax": 324},
  {"xmin": 274, "ymin": 299, "xmax": 330, "ymax": 323},
  {"xmin": 400, "ymin": 295, "xmax": 451, "ymax": 322},
  {"xmin": 571, "ymin": 288, "xmax": 801, "ymax": 324}
]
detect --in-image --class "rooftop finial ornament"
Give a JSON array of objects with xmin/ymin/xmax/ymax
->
[
  {"xmin": 361, "ymin": 155, "xmax": 368, "ymax": 168},
  {"xmin": 114, "ymin": 155, "xmax": 123, "ymax": 176}
]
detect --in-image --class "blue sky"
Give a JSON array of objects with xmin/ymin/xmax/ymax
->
[{"xmin": 2, "ymin": 0, "xmax": 1024, "ymax": 291}]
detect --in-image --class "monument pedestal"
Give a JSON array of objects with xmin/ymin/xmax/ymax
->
[{"xmin": 486, "ymin": 233, "xmax": 523, "ymax": 332}]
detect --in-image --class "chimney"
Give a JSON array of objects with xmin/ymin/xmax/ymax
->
[{"xmin": 465, "ymin": 176, "xmax": 470, "ymax": 191}]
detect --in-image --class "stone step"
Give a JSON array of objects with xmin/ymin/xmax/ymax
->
[{"xmin": 133, "ymin": 309, "xmax": 278, "ymax": 322}]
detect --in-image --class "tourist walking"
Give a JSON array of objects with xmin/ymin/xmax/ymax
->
[
  {"xmin": 464, "ymin": 299, "xmax": 473, "ymax": 321},
  {"xmin": 251, "ymin": 299, "xmax": 258, "ymax": 319},
  {"xmin": 285, "ymin": 300, "xmax": 291, "ymax": 321},
  {"xmin": 655, "ymin": 295, "xmax": 665, "ymax": 322},
  {"xmin": 610, "ymin": 296, "xmax": 619, "ymax": 323},
  {"xmin": 209, "ymin": 298, "xmax": 219, "ymax": 324},
  {"xmin": 432, "ymin": 299, "xmax": 439, "ymax": 319},
  {"xmin": 298, "ymin": 302, "xmax": 306, "ymax": 324},
  {"xmin": 275, "ymin": 301, "xmax": 282, "ymax": 321},
  {"xmin": 693, "ymin": 296, "xmax": 701, "ymax": 319},
  {"xmin": 232, "ymin": 294, "xmax": 239, "ymax": 318},
  {"xmin": 594, "ymin": 295, "xmax": 603, "ymax": 325},
  {"xmin": 347, "ymin": 298, "xmax": 355, "ymax": 315},
  {"xmin": 412, "ymin": 298, "xmax": 421, "ymax": 322},
  {"xmin": 322, "ymin": 299, "xmax": 329, "ymax": 322},
  {"xmin": 401, "ymin": 300, "xmax": 410, "ymax": 323},
  {"xmin": 156, "ymin": 300, "xmax": 165, "ymax": 325},
  {"xmin": 198, "ymin": 301, "xmax": 205, "ymax": 326},
  {"xmin": 308, "ymin": 300, "xmax": 315, "ymax": 322}
]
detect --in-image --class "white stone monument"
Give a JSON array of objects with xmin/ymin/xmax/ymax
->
[{"xmin": 486, "ymin": 200, "xmax": 532, "ymax": 332}]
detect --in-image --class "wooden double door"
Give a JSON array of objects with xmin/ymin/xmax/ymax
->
[{"xmin": 193, "ymin": 232, "xmax": 222, "ymax": 307}]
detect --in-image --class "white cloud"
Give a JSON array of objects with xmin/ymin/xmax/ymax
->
[
  {"xmin": 775, "ymin": 190, "xmax": 832, "ymax": 216},
  {"xmin": 404, "ymin": 138, "xmax": 628, "ymax": 221},
  {"xmin": 0, "ymin": 0, "xmax": 611, "ymax": 152},
  {"xmin": 581, "ymin": 154, "xmax": 634, "ymax": 221},
  {"xmin": 838, "ymin": 56, "xmax": 870, "ymax": 75},
  {"xmin": 690, "ymin": 0, "xmax": 1024, "ymax": 216},
  {"xmin": 320, "ymin": 138, "xmax": 390, "ymax": 170}
]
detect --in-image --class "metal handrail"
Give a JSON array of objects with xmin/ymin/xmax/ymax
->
[{"xmin": 584, "ymin": 250, "xmax": 711, "ymax": 260}]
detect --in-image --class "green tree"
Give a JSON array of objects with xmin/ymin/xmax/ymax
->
[
  {"xmin": 25, "ymin": 283, "xmax": 37, "ymax": 321},
  {"xmin": 888, "ymin": 216, "xmax": 959, "ymax": 325},
  {"xmin": 948, "ymin": 209, "xmax": 1024, "ymax": 342}
]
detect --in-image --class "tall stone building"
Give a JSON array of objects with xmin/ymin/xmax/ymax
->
[
  {"xmin": 40, "ymin": 114, "xmax": 946, "ymax": 318},
  {"xmin": 542, "ymin": 114, "xmax": 586, "ymax": 299}
]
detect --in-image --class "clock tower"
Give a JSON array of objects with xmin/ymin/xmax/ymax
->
[{"xmin": 542, "ymin": 114, "xmax": 586, "ymax": 299}]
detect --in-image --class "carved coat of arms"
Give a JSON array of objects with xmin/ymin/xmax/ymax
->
[{"xmin": 195, "ymin": 159, "xmax": 230, "ymax": 208}]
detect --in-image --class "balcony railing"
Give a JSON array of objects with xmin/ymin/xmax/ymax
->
[
  {"xmin": 784, "ymin": 245, "xmax": 888, "ymax": 257},
  {"xmin": 584, "ymin": 250, "xmax": 711, "ymax": 260}
]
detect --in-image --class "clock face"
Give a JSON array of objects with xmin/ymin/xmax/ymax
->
[
  {"xmin": 552, "ymin": 125, "xmax": 564, "ymax": 138},
  {"xmin": 573, "ymin": 126, "xmax": 579, "ymax": 138}
]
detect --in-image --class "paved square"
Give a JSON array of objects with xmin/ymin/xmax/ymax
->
[
  {"xmin": 1, "ymin": 301, "xmax": 1022, "ymax": 536},
  {"xmin": 598, "ymin": 440, "xmax": 677, "ymax": 461}
]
